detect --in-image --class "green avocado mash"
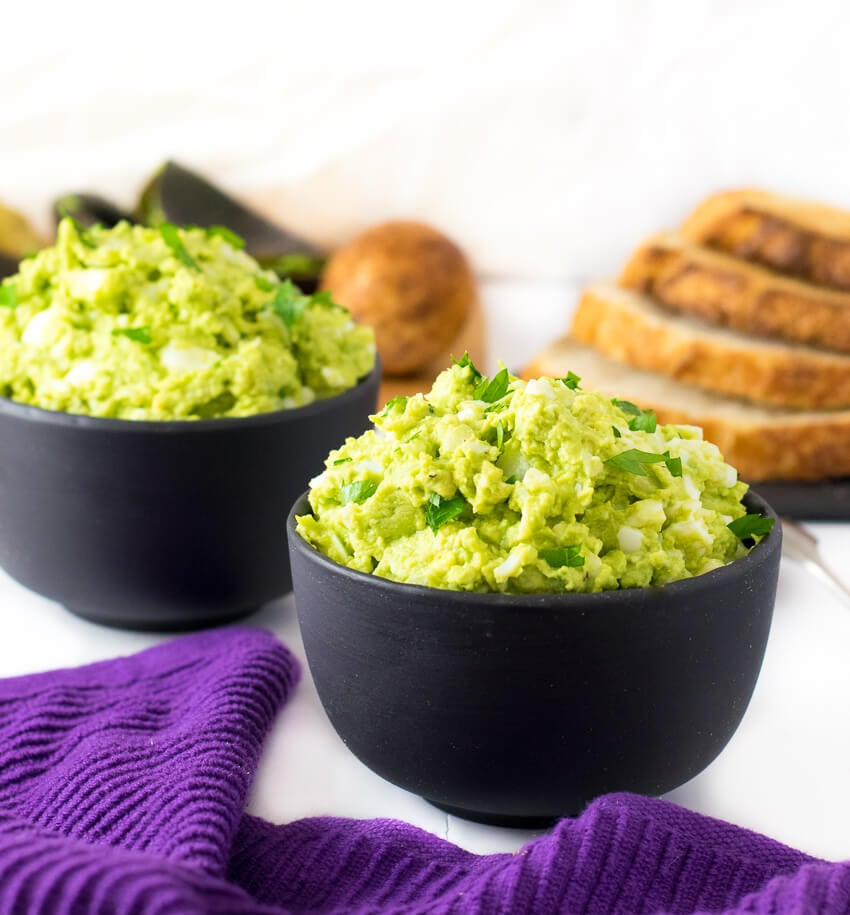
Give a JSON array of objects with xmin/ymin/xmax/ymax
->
[
  {"xmin": 0, "ymin": 219, "xmax": 375, "ymax": 420},
  {"xmin": 297, "ymin": 358, "xmax": 767, "ymax": 593}
]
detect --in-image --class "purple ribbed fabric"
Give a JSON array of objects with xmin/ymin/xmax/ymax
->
[{"xmin": 0, "ymin": 628, "xmax": 847, "ymax": 914}]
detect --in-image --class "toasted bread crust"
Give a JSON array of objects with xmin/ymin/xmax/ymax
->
[
  {"xmin": 618, "ymin": 233, "xmax": 850, "ymax": 353},
  {"xmin": 570, "ymin": 284, "xmax": 850, "ymax": 411},
  {"xmin": 522, "ymin": 338, "xmax": 850, "ymax": 481},
  {"xmin": 681, "ymin": 189, "xmax": 850, "ymax": 291}
]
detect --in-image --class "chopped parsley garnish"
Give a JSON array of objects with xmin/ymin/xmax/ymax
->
[
  {"xmin": 254, "ymin": 274, "xmax": 277, "ymax": 292},
  {"xmin": 111, "ymin": 326, "xmax": 152, "ymax": 344},
  {"xmin": 206, "ymin": 225, "xmax": 246, "ymax": 249},
  {"xmin": 539, "ymin": 545, "xmax": 585, "ymax": 568},
  {"xmin": 340, "ymin": 480, "xmax": 378, "ymax": 505},
  {"xmin": 453, "ymin": 352, "xmax": 483, "ymax": 383},
  {"xmin": 268, "ymin": 280, "xmax": 307, "ymax": 329},
  {"xmin": 665, "ymin": 455, "xmax": 683, "ymax": 477},
  {"xmin": 495, "ymin": 419, "xmax": 505, "ymax": 450},
  {"xmin": 505, "ymin": 475, "xmax": 517, "ymax": 485},
  {"xmin": 560, "ymin": 371, "xmax": 581, "ymax": 390},
  {"xmin": 332, "ymin": 457, "xmax": 353, "ymax": 465},
  {"xmin": 612, "ymin": 426, "xmax": 622, "ymax": 438},
  {"xmin": 160, "ymin": 223, "xmax": 199, "ymax": 270},
  {"xmin": 605, "ymin": 448, "xmax": 681, "ymax": 478},
  {"xmin": 310, "ymin": 290, "xmax": 338, "ymax": 308},
  {"xmin": 727, "ymin": 513, "xmax": 775, "ymax": 539},
  {"xmin": 425, "ymin": 493, "xmax": 468, "ymax": 531},
  {"xmin": 628, "ymin": 409, "xmax": 657, "ymax": 434},
  {"xmin": 381, "ymin": 396, "xmax": 408, "ymax": 415},
  {"xmin": 612, "ymin": 398, "xmax": 641, "ymax": 415},
  {"xmin": 0, "ymin": 283, "xmax": 17, "ymax": 308},
  {"xmin": 474, "ymin": 367, "xmax": 510, "ymax": 404},
  {"xmin": 269, "ymin": 254, "xmax": 325, "ymax": 278}
]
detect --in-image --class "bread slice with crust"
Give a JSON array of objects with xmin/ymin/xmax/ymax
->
[
  {"xmin": 522, "ymin": 337, "xmax": 850, "ymax": 482},
  {"xmin": 618, "ymin": 232, "xmax": 850, "ymax": 354},
  {"xmin": 680, "ymin": 188, "xmax": 850, "ymax": 291},
  {"xmin": 570, "ymin": 283, "xmax": 850, "ymax": 410}
]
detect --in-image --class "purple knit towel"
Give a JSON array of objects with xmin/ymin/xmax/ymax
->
[{"xmin": 0, "ymin": 629, "xmax": 847, "ymax": 914}]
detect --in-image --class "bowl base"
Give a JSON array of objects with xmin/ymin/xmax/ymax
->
[
  {"xmin": 63, "ymin": 602, "xmax": 261, "ymax": 633},
  {"xmin": 426, "ymin": 799, "xmax": 559, "ymax": 829}
]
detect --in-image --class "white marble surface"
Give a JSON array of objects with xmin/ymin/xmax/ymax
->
[{"xmin": 0, "ymin": 279, "xmax": 849, "ymax": 861}]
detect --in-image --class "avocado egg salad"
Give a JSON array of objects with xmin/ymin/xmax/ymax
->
[
  {"xmin": 297, "ymin": 357, "xmax": 773, "ymax": 593},
  {"xmin": 0, "ymin": 219, "xmax": 375, "ymax": 419}
]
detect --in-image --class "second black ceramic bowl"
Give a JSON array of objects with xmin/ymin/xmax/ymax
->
[
  {"xmin": 0, "ymin": 363, "xmax": 380, "ymax": 630},
  {"xmin": 288, "ymin": 489, "xmax": 781, "ymax": 825}
]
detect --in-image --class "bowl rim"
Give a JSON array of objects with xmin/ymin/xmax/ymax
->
[
  {"xmin": 287, "ymin": 487, "xmax": 782, "ymax": 608},
  {"xmin": 0, "ymin": 357, "xmax": 380, "ymax": 434}
]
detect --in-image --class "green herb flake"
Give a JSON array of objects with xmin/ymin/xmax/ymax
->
[
  {"xmin": 539, "ymin": 545, "xmax": 585, "ymax": 568},
  {"xmin": 665, "ymin": 455, "xmax": 683, "ymax": 477},
  {"xmin": 605, "ymin": 448, "xmax": 680, "ymax": 478},
  {"xmin": 425, "ymin": 493, "xmax": 468, "ymax": 531},
  {"xmin": 310, "ymin": 290, "xmax": 338, "ymax": 308},
  {"xmin": 475, "ymin": 367, "xmax": 510, "ymax": 404},
  {"xmin": 505, "ymin": 475, "xmax": 517, "ymax": 485},
  {"xmin": 160, "ymin": 223, "xmax": 199, "ymax": 271},
  {"xmin": 254, "ymin": 274, "xmax": 277, "ymax": 292},
  {"xmin": 612, "ymin": 425, "xmax": 622, "ymax": 438},
  {"xmin": 628, "ymin": 409, "xmax": 657, "ymax": 434},
  {"xmin": 496, "ymin": 419, "xmax": 505, "ymax": 450},
  {"xmin": 268, "ymin": 280, "xmax": 307, "ymax": 329},
  {"xmin": 111, "ymin": 326, "xmax": 152, "ymax": 344},
  {"xmin": 340, "ymin": 480, "xmax": 378, "ymax": 505},
  {"xmin": 727, "ymin": 513, "xmax": 775, "ymax": 540},
  {"xmin": 332, "ymin": 457, "xmax": 353, "ymax": 466},
  {"xmin": 613, "ymin": 398, "xmax": 641, "ymax": 416},
  {"xmin": 560, "ymin": 371, "xmax": 581, "ymax": 391},
  {"xmin": 381, "ymin": 395, "xmax": 408, "ymax": 415},
  {"xmin": 206, "ymin": 225, "xmax": 246, "ymax": 250},
  {"xmin": 453, "ymin": 351, "xmax": 483, "ymax": 383},
  {"xmin": 0, "ymin": 283, "xmax": 17, "ymax": 308}
]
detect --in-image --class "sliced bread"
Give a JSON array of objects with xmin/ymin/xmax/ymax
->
[
  {"xmin": 570, "ymin": 283, "xmax": 850, "ymax": 410},
  {"xmin": 618, "ymin": 232, "xmax": 850, "ymax": 353},
  {"xmin": 522, "ymin": 337, "xmax": 850, "ymax": 481},
  {"xmin": 680, "ymin": 188, "xmax": 850, "ymax": 291}
]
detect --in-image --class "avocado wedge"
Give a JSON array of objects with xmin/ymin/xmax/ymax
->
[{"xmin": 136, "ymin": 161, "xmax": 325, "ymax": 288}]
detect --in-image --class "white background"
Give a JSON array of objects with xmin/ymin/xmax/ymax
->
[
  {"xmin": 2, "ymin": 0, "xmax": 850, "ymax": 862},
  {"xmin": 4, "ymin": 0, "xmax": 850, "ymax": 284}
]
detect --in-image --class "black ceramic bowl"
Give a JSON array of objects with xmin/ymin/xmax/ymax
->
[
  {"xmin": 0, "ymin": 363, "xmax": 380, "ymax": 630},
  {"xmin": 288, "ymin": 489, "xmax": 781, "ymax": 825}
]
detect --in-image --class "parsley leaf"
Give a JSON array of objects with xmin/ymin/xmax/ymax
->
[
  {"xmin": 340, "ymin": 480, "xmax": 378, "ymax": 505},
  {"xmin": 475, "ymin": 367, "xmax": 510, "ymax": 404},
  {"xmin": 605, "ymin": 448, "xmax": 681, "ymax": 478},
  {"xmin": 505, "ymin": 475, "xmax": 517, "ymax": 485},
  {"xmin": 112, "ymin": 326, "xmax": 152, "ymax": 344},
  {"xmin": 160, "ymin": 223, "xmax": 199, "ymax": 270},
  {"xmin": 560, "ymin": 371, "xmax": 581, "ymax": 390},
  {"xmin": 453, "ymin": 352, "xmax": 483, "ymax": 383},
  {"xmin": 727, "ymin": 513, "xmax": 775, "ymax": 539},
  {"xmin": 628, "ymin": 409, "xmax": 657, "ymax": 433},
  {"xmin": 0, "ymin": 284, "xmax": 17, "ymax": 308},
  {"xmin": 612, "ymin": 426, "xmax": 622, "ymax": 438},
  {"xmin": 539, "ymin": 545, "xmax": 585, "ymax": 568},
  {"xmin": 268, "ymin": 280, "xmax": 307, "ymax": 329},
  {"xmin": 332, "ymin": 457, "xmax": 353, "ymax": 466},
  {"xmin": 254, "ymin": 274, "xmax": 277, "ymax": 292},
  {"xmin": 425, "ymin": 493, "xmax": 468, "ymax": 531},
  {"xmin": 665, "ymin": 455, "xmax": 683, "ymax": 477},
  {"xmin": 612, "ymin": 398, "xmax": 641, "ymax": 416},
  {"xmin": 206, "ymin": 225, "xmax": 246, "ymax": 249},
  {"xmin": 381, "ymin": 395, "xmax": 408, "ymax": 415}
]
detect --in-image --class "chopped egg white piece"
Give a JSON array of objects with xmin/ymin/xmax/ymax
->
[
  {"xmin": 159, "ymin": 343, "xmax": 219, "ymax": 373},
  {"xmin": 617, "ymin": 525, "xmax": 643, "ymax": 553}
]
